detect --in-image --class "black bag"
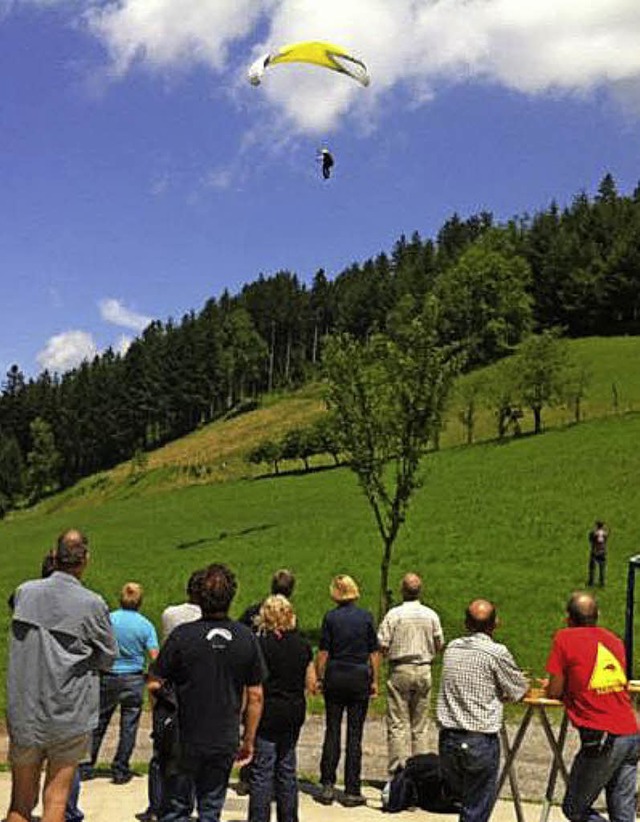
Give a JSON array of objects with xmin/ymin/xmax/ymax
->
[
  {"xmin": 152, "ymin": 682, "xmax": 179, "ymax": 760},
  {"xmin": 383, "ymin": 753, "xmax": 459, "ymax": 814}
]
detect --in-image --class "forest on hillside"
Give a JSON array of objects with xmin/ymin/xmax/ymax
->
[{"xmin": 1, "ymin": 172, "xmax": 640, "ymax": 512}]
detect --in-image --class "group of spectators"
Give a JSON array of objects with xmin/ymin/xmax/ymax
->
[{"xmin": 5, "ymin": 527, "xmax": 640, "ymax": 822}]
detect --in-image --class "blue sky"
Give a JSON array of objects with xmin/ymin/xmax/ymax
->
[{"xmin": 2, "ymin": 0, "xmax": 640, "ymax": 377}]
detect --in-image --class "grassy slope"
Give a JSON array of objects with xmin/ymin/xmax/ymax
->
[
  {"xmin": 2, "ymin": 336, "xmax": 640, "ymax": 711},
  {"xmin": 3, "ymin": 413, "xmax": 640, "ymax": 696},
  {"xmin": 36, "ymin": 336, "xmax": 640, "ymax": 513}
]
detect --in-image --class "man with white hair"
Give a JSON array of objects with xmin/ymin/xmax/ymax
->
[{"xmin": 378, "ymin": 573, "xmax": 444, "ymax": 774}]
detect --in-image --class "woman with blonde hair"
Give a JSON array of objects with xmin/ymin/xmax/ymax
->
[
  {"xmin": 248, "ymin": 595, "xmax": 316, "ymax": 822},
  {"xmin": 317, "ymin": 575, "xmax": 379, "ymax": 808}
]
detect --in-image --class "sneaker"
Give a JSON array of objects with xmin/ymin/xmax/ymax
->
[
  {"xmin": 317, "ymin": 784, "xmax": 335, "ymax": 805},
  {"xmin": 78, "ymin": 764, "xmax": 95, "ymax": 781},
  {"xmin": 342, "ymin": 793, "xmax": 367, "ymax": 808},
  {"xmin": 135, "ymin": 813, "xmax": 158, "ymax": 822},
  {"xmin": 235, "ymin": 779, "xmax": 250, "ymax": 796},
  {"xmin": 112, "ymin": 771, "xmax": 134, "ymax": 785}
]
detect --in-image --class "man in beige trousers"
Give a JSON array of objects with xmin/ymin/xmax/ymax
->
[{"xmin": 378, "ymin": 573, "xmax": 444, "ymax": 774}]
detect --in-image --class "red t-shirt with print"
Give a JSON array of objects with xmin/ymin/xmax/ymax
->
[{"xmin": 546, "ymin": 626, "xmax": 638, "ymax": 735}]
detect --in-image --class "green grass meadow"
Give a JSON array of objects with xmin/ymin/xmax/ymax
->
[{"xmin": 3, "ymin": 410, "xmax": 640, "ymax": 714}]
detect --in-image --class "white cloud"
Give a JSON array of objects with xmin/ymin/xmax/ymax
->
[
  {"xmin": 37, "ymin": 330, "xmax": 97, "ymax": 373},
  {"xmin": 99, "ymin": 298, "xmax": 152, "ymax": 332},
  {"xmin": 85, "ymin": 0, "xmax": 271, "ymax": 77},
  {"xmin": 16, "ymin": 0, "xmax": 640, "ymax": 133}
]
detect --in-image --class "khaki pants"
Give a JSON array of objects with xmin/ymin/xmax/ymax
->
[{"xmin": 386, "ymin": 663, "xmax": 432, "ymax": 774}]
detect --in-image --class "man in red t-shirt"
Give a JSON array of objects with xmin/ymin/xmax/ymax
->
[{"xmin": 546, "ymin": 591, "xmax": 640, "ymax": 822}]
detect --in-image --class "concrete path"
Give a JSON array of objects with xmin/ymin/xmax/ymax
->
[{"xmin": 0, "ymin": 772, "xmax": 567, "ymax": 822}]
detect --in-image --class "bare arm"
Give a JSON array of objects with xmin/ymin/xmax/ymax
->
[
  {"xmin": 546, "ymin": 672, "xmax": 564, "ymax": 700},
  {"xmin": 369, "ymin": 651, "xmax": 380, "ymax": 698},
  {"xmin": 305, "ymin": 660, "xmax": 317, "ymax": 696},
  {"xmin": 236, "ymin": 684, "xmax": 264, "ymax": 766},
  {"xmin": 316, "ymin": 650, "xmax": 329, "ymax": 693}
]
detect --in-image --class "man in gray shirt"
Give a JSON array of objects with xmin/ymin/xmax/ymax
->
[
  {"xmin": 6, "ymin": 529, "xmax": 116, "ymax": 822},
  {"xmin": 437, "ymin": 599, "xmax": 527, "ymax": 822}
]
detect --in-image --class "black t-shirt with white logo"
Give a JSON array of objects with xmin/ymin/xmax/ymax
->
[{"xmin": 155, "ymin": 617, "xmax": 264, "ymax": 757}]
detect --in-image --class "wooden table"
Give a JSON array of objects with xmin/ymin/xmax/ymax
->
[
  {"xmin": 496, "ymin": 682, "xmax": 640, "ymax": 822},
  {"xmin": 495, "ymin": 696, "xmax": 568, "ymax": 822}
]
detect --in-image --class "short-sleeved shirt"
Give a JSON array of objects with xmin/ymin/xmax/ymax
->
[
  {"xmin": 110, "ymin": 609, "xmax": 159, "ymax": 674},
  {"xmin": 154, "ymin": 617, "xmax": 264, "ymax": 757},
  {"xmin": 161, "ymin": 602, "xmax": 201, "ymax": 641},
  {"xmin": 546, "ymin": 626, "xmax": 638, "ymax": 735},
  {"xmin": 437, "ymin": 632, "xmax": 528, "ymax": 734},
  {"xmin": 377, "ymin": 600, "xmax": 444, "ymax": 664},
  {"xmin": 319, "ymin": 603, "xmax": 378, "ymax": 665},
  {"xmin": 258, "ymin": 630, "xmax": 312, "ymax": 740},
  {"xmin": 8, "ymin": 572, "xmax": 117, "ymax": 747}
]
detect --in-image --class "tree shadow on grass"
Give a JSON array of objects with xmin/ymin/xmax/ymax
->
[{"xmin": 176, "ymin": 524, "xmax": 276, "ymax": 550}]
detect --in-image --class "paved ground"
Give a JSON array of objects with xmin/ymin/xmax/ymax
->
[
  {"xmin": 0, "ymin": 712, "xmax": 580, "ymax": 821},
  {"xmin": 0, "ymin": 772, "xmax": 570, "ymax": 822}
]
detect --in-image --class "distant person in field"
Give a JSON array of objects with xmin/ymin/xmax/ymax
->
[
  {"xmin": 6, "ymin": 529, "xmax": 116, "ymax": 822},
  {"xmin": 151, "ymin": 563, "xmax": 264, "ymax": 822},
  {"xmin": 377, "ymin": 573, "xmax": 445, "ymax": 774},
  {"xmin": 546, "ymin": 591, "xmax": 640, "ymax": 822},
  {"xmin": 83, "ymin": 582, "xmax": 159, "ymax": 784},
  {"xmin": 317, "ymin": 574, "xmax": 380, "ymax": 808},
  {"xmin": 588, "ymin": 520, "xmax": 609, "ymax": 587},
  {"xmin": 140, "ymin": 569, "xmax": 207, "ymax": 822},
  {"xmin": 248, "ymin": 595, "xmax": 316, "ymax": 822}
]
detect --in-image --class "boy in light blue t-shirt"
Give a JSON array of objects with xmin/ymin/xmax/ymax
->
[{"xmin": 81, "ymin": 582, "xmax": 159, "ymax": 784}]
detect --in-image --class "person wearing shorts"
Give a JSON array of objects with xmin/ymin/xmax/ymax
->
[{"xmin": 6, "ymin": 529, "xmax": 116, "ymax": 822}]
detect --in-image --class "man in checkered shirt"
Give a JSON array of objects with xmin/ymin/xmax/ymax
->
[
  {"xmin": 378, "ymin": 573, "xmax": 444, "ymax": 774},
  {"xmin": 436, "ymin": 599, "xmax": 528, "ymax": 822}
]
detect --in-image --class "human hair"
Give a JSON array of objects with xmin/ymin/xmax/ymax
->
[
  {"xmin": 41, "ymin": 550, "xmax": 57, "ymax": 579},
  {"xmin": 120, "ymin": 582, "xmax": 143, "ymax": 610},
  {"xmin": 55, "ymin": 529, "xmax": 88, "ymax": 570},
  {"xmin": 200, "ymin": 563, "xmax": 237, "ymax": 617},
  {"xmin": 401, "ymin": 573, "xmax": 422, "ymax": 602},
  {"xmin": 257, "ymin": 594, "xmax": 297, "ymax": 634},
  {"xmin": 271, "ymin": 569, "xmax": 295, "ymax": 598},
  {"xmin": 465, "ymin": 599, "xmax": 497, "ymax": 634},
  {"xmin": 567, "ymin": 591, "xmax": 599, "ymax": 626},
  {"xmin": 330, "ymin": 574, "xmax": 360, "ymax": 603},
  {"xmin": 187, "ymin": 568, "xmax": 207, "ymax": 604}
]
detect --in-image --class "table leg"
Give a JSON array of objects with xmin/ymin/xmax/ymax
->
[
  {"xmin": 538, "ymin": 712, "xmax": 569, "ymax": 822},
  {"xmin": 500, "ymin": 724, "xmax": 527, "ymax": 822},
  {"xmin": 539, "ymin": 709, "xmax": 570, "ymax": 785},
  {"xmin": 496, "ymin": 706, "xmax": 534, "ymax": 797}
]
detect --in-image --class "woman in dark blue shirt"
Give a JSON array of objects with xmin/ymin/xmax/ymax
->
[{"xmin": 316, "ymin": 575, "xmax": 379, "ymax": 807}]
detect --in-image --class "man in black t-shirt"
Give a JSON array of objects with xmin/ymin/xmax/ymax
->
[{"xmin": 152, "ymin": 564, "xmax": 264, "ymax": 822}]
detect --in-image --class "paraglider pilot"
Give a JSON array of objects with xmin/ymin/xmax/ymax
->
[{"xmin": 320, "ymin": 148, "xmax": 334, "ymax": 180}]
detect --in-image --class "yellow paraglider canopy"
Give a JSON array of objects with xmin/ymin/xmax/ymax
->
[{"xmin": 248, "ymin": 40, "xmax": 370, "ymax": 87}]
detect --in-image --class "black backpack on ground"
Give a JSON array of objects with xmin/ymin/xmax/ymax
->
[{"xmin": 383, "ymin": 753, "xmax": 460, "ymax": 814}]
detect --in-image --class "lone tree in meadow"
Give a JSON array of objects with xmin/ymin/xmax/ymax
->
[{"xmin": 323, "ymin": 298, "xmax": 460, "ymax": 616}]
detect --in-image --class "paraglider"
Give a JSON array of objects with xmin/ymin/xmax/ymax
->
[
  {"xmin": 248, "ymin": 40, "xmax": 370, "ymax": 88},
  {"xmin": 319, "ymin": 148, "xmax": 334, "ymax": 180},
  {"xmin": 248, "ymin": 41, "xmax": 368, "ymax": 181}
]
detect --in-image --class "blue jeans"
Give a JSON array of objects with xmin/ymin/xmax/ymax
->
[
  {"xmin": 90, "ymin": 672, "xmax": 145, "ymax": 776},
  {"xmin": 439, "ymin": 729, "xmax": 499, "ymax": 822},
  {"xmin": 563, "ymin": 732, "xmax": 640, "ymax": 822},
  {"xmin": 249, "ymin": 732, "xmax": 300, "ymax": 822},
  {"xmin": 161, "ymin": 751, "xmax": 232, "ymax": 822}
]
